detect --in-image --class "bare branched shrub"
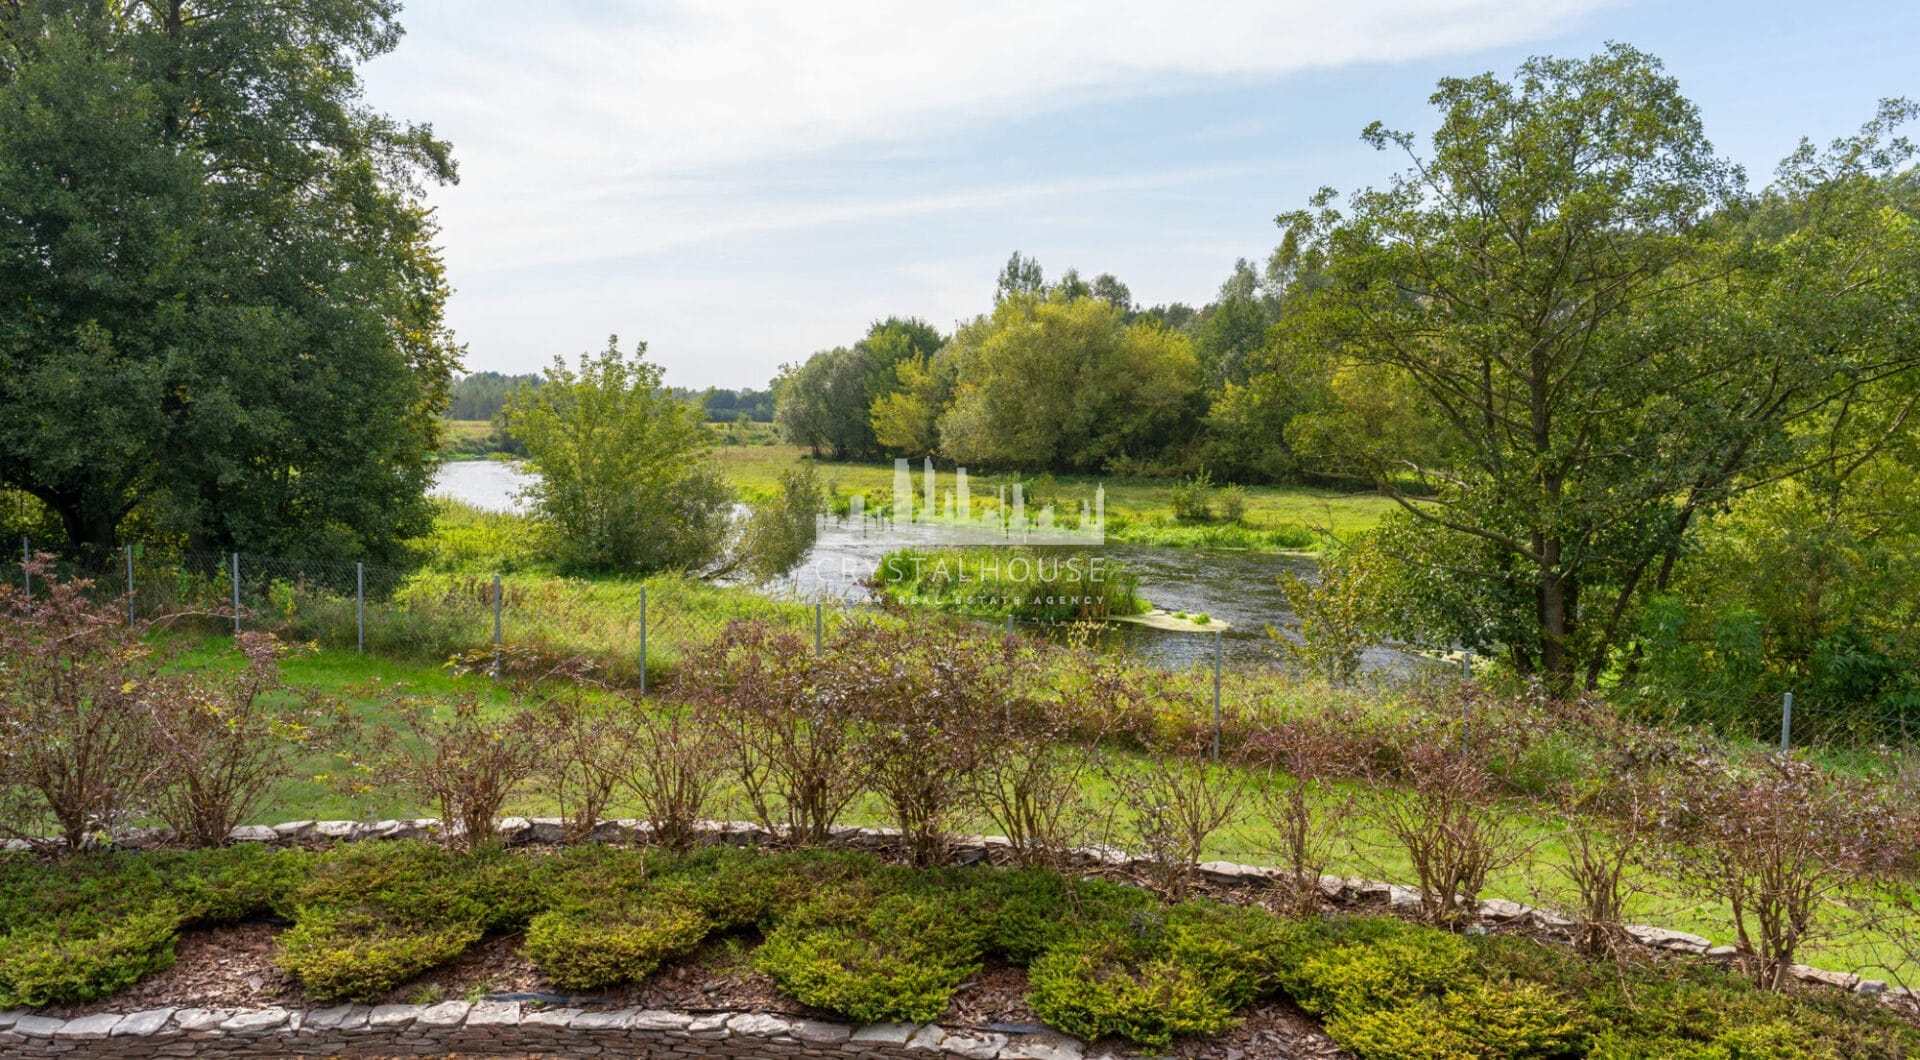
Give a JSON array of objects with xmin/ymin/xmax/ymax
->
[
  {"xmin": 454, "ymin": 648, "xmax": 619, "ymax": 844},
  {"xmin": 1654, "ymin": 753, "xmax": 1887, "ymax": 990},
  {"xmin": 538, "ymin": 689, "xmax": 631, "ymax": 844},
  {"xmin": 1360, "ymin": 738, "xmax": 1533, "ymax": 929},
  {"xmin": 345, "ymin": 682, "xmax": 546, "ymax": 850},
  {"xmin": 844, "ymin": 624, "xmax": 1003, "ymax": 866},
  {"xmin": 1103, "ymin": 715, "xmax": 1252, "ymax": 901},
  {"xmin": 0, "ymin": 560, "xmax": 165, "ymax": 853},
  {"xmin": 681, "ymin": 621, "xmax": 868, "ymax": 846},
  {"xmin": 618, "ymin": 698, "xmax": 731, "ymax": 850},
  {"xmin": 972, "ymin": 698, "xmax": 1105, "ymax": 869},
  {"xmin": 146, "ymin": 633, "xmax": 326, "ymax": 847},
  {"xmin": 1241, "ymin": 713, "xmax": 1356, "ymax": 918}
]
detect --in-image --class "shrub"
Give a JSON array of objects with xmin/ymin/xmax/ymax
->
[
  {"xmin": 618, "ymin": 698, "xmax": 731, "ymax": 851},
  {"xmin": 755, "ymin": 886, "xmax": 988, "ymax": 1023},
  {"xmin": 276, "ymin": 907, "xmax": 482, "ymax": 1002},
  {"xmin": 530, "ymin": 681, "xmax": 630, "ymax": 845},
  {"xmin": 842, "ymin": 624, "xmax": 1003, "ymax": 865},
  {"xmin": 1244, "ymin": 714, "xmax": 1355, "ymax": 917},
  {"xmin": 146, "ymin": 634, "xmax": 324, "ymax": 847},
  {"xmin": 1274, "ymin": 917, "xmax": 1583, "ymax": 1060},
  {"xmin": 0, "ymin": 910, "xmax": 179, "ymax": 1008},
  {"xmin": 1360, "ymin": 738, "xmax": 1532, "ymax": 927},
  {"xmin": 524, "ymin": 902, "xmax": 708, "ymax": 989},
  {"xmin": 970, "ymin": 701, "xmax": 1103, "ymax": 870},
  {"xmin": 0, "ymin": 561, "xmax": 166, "ymax": 852},
  {"xmin": 1218, "ymin": 484, "xmax": 1248, "ymax": 523},
  {"xmin": 1025, "ymin": 903, "xmax": 1288, "ymax": 1050},
  {"xmin": 1329, "ymin": 981, "xmax": 1584, "ymax": 1060},
  {"xmin": 1169, "ymin": 470, "xmax": 1214, "ymax": 522},
  {"xmin": 344, "ymin": 683, "xmax": 547, "ymax": 849},
  {"xmin": 1652, "ymin": 753, "xmax": 1886, "ymax": 990},
  {"xmin": 684, "ymin": 622, "xmax": 869, "ymax": 845},
  {"xmin": 274, "ymin": 842, "xmax": 547, "ymax": 1000},
  {"xmin": 1103, "ymin": 734, "xmax": 1251, "ymax": 901}
]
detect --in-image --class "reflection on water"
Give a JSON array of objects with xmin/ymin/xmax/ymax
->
[
  {"xmin": 432, "ymin": 459, "xmax": 534, "ymax": 511},
  {"xmin": 429, "ymin": 459, "xmax": 1415, "ymax": 672}
]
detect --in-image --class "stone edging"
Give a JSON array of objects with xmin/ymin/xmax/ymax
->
[{"xmin": 0, "ymin": 1003, "xmax": 1090, "ymax": 1060}]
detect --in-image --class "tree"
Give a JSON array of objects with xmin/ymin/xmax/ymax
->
[
  {"xmin": 1193, "ymin": 295, "xmax": 1271, "ymax": 389},
  {"xmin": 995, "ymin": 250, "xmax": 1046, "ymax": 302},
  {"xmin": 0, "ymin": 0, "xmax": 459, "ymax": 560},
  {"xmin": 773, "ymin": 346, "xmax": 869, "ymax": 458},
  {"xmin": 504, "ymin": 337, "xmax": 728, "ymax": 573},
  {"xmin": 937, "ymin": 294, "xmax": 1200, "ymax": 472},
  {"xmin": 1092, "ymin": 272, "xmax": 1133, "ymax": 312},
  {"xmin": 1274, "ymin": 46, "xmax": 1920, "ymax": 689},
  {"xmin": 870, "ymin": 352, "xmax": 949, "ymax": 455},
  {"xmin": 774, "ymin": 318, "xmax": 941, "ymax": 459}
]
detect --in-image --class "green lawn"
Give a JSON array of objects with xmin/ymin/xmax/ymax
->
[{"xmin": 176, "ymin": 639, "xmax": 1915, "ymax": 983}]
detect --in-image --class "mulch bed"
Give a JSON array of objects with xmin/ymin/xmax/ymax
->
[{"xmin": 31, "ymin": 907, "xmax": 1351, "ymax": 1058}]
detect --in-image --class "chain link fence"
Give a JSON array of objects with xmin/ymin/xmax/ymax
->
[{"xmin": 10, "ymin": 534, "xmax": 1914, "ymax": 753}]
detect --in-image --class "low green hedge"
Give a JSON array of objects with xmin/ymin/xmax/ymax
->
[{"xmin": 2, "ymin": 843, "xmax": 1916, "ymax": 1058}]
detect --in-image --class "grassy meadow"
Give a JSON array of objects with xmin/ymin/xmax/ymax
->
[{"xmin": 711, "ymin": 443, "xmax": 1395, "ymax": 550}]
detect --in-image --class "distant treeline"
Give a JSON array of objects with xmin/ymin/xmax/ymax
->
[
  {"xmin": 771, "ymin": 253, "xmax": 1290, "ymax": 482},
  {"xmin": 448, "ymin": 372, "xmax": 772, "ymax": 423}
]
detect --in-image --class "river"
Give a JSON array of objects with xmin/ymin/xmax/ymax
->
[{"xmin": 432, "ymin": 459, "xmax": 1414, "ymax": 672}]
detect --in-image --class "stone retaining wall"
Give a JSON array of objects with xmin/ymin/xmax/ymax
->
[{"xmin": 0, "ymin": 1004, "xmax": 1089, "ymax": 1060}]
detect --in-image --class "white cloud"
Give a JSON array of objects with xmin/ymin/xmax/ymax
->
[{"xmin": 360, "ymin": 0, "xmax": 1617, "ymax": 376}]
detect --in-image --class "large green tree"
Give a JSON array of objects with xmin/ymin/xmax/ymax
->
[
  {"xmin": 1276, "ymin": 46, "xmax": 1920, "ymax": 689},
  {"xmin": 0, "ymin": 0, "xmax": 458, "ymax": 559},
  {"xmin": 774, "ymin": 317, "xmax": 942, "ymax": 459},
  {"xmin": 937, "ymin": 292, "xmax": 1200, "ymax": 472}
]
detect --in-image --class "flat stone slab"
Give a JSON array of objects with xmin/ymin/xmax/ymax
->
[
  {"xmin": 228, "ymin": 825, "xmax": 277, "ymax": 843},
  {"xmin": 1624, "ymin": 924, "xmax": 1711, "ymax": 952},
  {"xmin": 172, "ymin": 1009, "xmax": 230, "ymax": 1032},
  {"xmin": 304, "ymin": 1004, "xmax": 370, "ymax": 1031},
  {"xmin": 110, "ymin": 1008, "xmax": 176, "ymax": 1037},
  {"xmin": 570, "ymin": 1008, "xmax": 636, "ymax": 1031},
  {"xmin": 941, "ymin": 1030, "xmax": 1010, "ymax": 1058},
  {"xmin": 790, "ymin": 1018, "xmax": 852, "ymax": 1043},
  {"xmin": 852, "ymin": 1022, "xmax": 921, "ymax": 1044},
  {"xmin": 519, "ymin": 1007, "xmax": 580, "ymax": 1029},
  {"xmin": 415, "ymin": 1000, "xmax": 470, "ymax": 1028},
  {"xmin": 0, "ymin": 1010, "xmax": 27, "ymax": 1030},
  {"xmin": 58, "ymin": 1013, "xmax": 124, "ymax": 1040},
  {"xmin": 465, "ymin": 1000, "xmax": 522, "ymax": 1027},
  {"xmin": 220, "ymin": 1007, "xmax": 289, "ymax": 1033},
  {"xmin": 368, "ymin": 1004, "xmax": 423, "ymax": 1029},
  {"xmin": 1003, "ymin": 1037, "xmax": 1086, "ymax": 1060},
  {"xmin": 729, "ymin": 1013, "xmax": 797, "ymax": 1038},
  {"xmin": 12, "ymin": 1015, "xmax": 65, "ymax": 1038},
  {"xmin": 630, "ymin": 1010, "xmax": 694, "ymax": 1031}
]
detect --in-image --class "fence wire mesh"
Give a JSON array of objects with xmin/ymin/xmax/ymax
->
[{"xmin": 8, "ymin": 536, "xmax": 1912, "ymax": 752}]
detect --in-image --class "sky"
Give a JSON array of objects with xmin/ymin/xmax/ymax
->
[{"xmin": 357, "ymin": 1, "xmax": 1920, "ymax": 388}]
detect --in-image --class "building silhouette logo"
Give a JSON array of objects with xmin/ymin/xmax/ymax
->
[{"xmin": 841, "ymin": 458, "xmax": 1105, "ymax": 546}]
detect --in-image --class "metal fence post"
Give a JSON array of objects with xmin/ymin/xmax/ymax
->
[
  {"xmin": 1462, "ymin": 650, "xmax": 1473, "ymax": 680},
  {"xmin": 638, "ymin": 585, "xmax": 648, "ymax": 696},
  {"xmin": 1212, "ymin": 629, "xmax": 1223, "ymax": 765},
  {"xmin": 1780, "ymin": 691, "xmax": 1794, "ymax": 752},
  {"xmin": 815, "ymin": 601, "xmax": 823, "ymax": 653},
  {"xmin": 492, "ymin": 573, "xmax": 503, "ymax": 680},
  {"xmin": 356, "ymin": 562, "xmax": 365, "ymax": 654},
  {"xmin": 232, "ymin": 552, "xmax": 241, "ymax": 635},
  {"xmin": 1006, "ymin": 614, "xmax": 1013, "ymax": 639},
  {"xmin": 21, "ymin": 536, "xmax": 28, "ymax": 598},
  {"xmin": 126, "ymin": 545, "xmax": 135, "ymax": 623}
]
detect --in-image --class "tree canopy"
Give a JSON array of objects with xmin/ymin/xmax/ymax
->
[
  {"xmin": 0, "ymin": 0, "xmax": 459, "ymax": 560},
  {"xmin": 1271, "ymin": 46, "xmax": 1920, "ymax": 690}
]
